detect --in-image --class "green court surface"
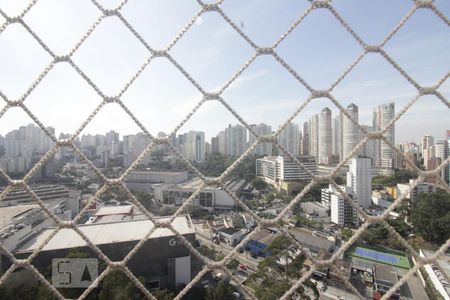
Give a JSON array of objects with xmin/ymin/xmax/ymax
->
[{"xmin": 348, "ymin": 245, "xmax": 410, "ymax": 269}]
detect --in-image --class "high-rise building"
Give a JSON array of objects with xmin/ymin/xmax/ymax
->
[
  {"xmin": 183, "ymin": 131, "xmax": 205, "ymax": 162},
  {"xmin": 278, "ymin": 123, "xmax": 300, "ymax": 156},
  {"xmin": 225, "ymin": 124, "xmax": 247, "ymax": 157},
  {"xmin": 347, "ymin": 157, "xmax": 372, "ymax": 209},
  {"xmin": 248, "ymin": 123, "xmax": 272, "ymax": 156},
  {"xmin": 421, "ymin": 134, "xmax": 434, "ymax": 154},
  {"xmin": 122, "ymin": 133, "xmax": 151, "ymax": 167},
  {"xmin": 301, "ymin": 122, "xmax": 310, "ymax": 156},
  {"xmin": 373, "ymin": 103, "xmax": 395, "ymax": 169},
  {"xmin": 359, "ymin": 125, "xmax": 375, "ymax": 162},
  {"xmin": 318, "ymin": 108, "xmax": 332, "ymax": 165},
  {"xmin": 106, "ymin": 130, "xmax": 120, "ymax": 146},
  {"xmin": 321, "ymin": 185, "xmax": 359, "ymax": 227},
  {"xmin": 342, "ymin": 103, "xmax": 360, "ymax": 163},
  {"xmin": 309, "ymin": 115, "xmax": 319, "ymax": 158},
  {"xmin": 211, "ymin": 137, "xmax": 219, "ymax": 154},
  {"xmin": 0, "ymin": 124, "xmax": 55, "ymax": 173},
  {"xmin": 332, "ymin": 113, "xmax": 343, "ymax": 161},
  {"xmin": 217, "ymin": 131, "xmax": 226, "ymax": 155},
  {"xmin": 446, "ymin": 130, "xmax": 450, "ymax": 185},
  {"xmin": 421, "ymin": 134, "xmax": 435, "ymax": 169}
]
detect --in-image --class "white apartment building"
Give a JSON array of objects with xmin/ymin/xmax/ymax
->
[
  {"xmin": 122, "ymin": 133, "xmax": 151, "ymax": 167},
  {"xmin": 324, "ymin": 185, "xmax": 359, "ymax": 227},
  {"xmin": 347, "ymin": 157, "xmax": 372, "ymax": 209},
  {"xmin": 359, "ymin": 125, "xmax": 375, "ymax": 160},
  {"xmin": 342, "ymin": 103, "xmax": 360, "ymax": 163},
  {"xmin": 248, "ymin": 123, "xmax": 272, "ymax": 156},
  {"xmin": 422, "ymin": 134, "xmax": 435, "ymax": 154},
  {"xmin": 301, "ymin": 122, "xmax": 310, "ymax": 156},
  {"xmin": 446, "ymin": 130, "xmax": 450, "ymax": 185},
  {"xmin": 332, "ymin": 113, "xmax": 343, "ymax": 160},
  {"xmin": 256, "ymin": 157, "xmax": 277, "ymax": 184},
  {"xmin": 309, "ymin": 115, "xmax": 319, "ymax": 158},
  {"xmin": 279, "ymin": 123, "xmax": 300, "ymax": 156},
  {"xmin": 183, "ymin": 131, "xmax": 205, "ymax": 162},
  {"xmin": 373, "ymin": 103, "xmax": 395, "ymax": 169},
  {"xmin": 319, "ymin": 108, "xmax": 332, "ymax": 165},
  {"xmin": 225, "ymin": 124, "xmax": 247, "ymax": 157},
  {"xmin": 256, "ymin": 155, "xmax": 317, "ymax": 183}
]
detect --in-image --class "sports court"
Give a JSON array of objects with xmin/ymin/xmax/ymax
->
[{"xmin": 348, "ymin": 245, "xmax": 410, "ymax": 269}]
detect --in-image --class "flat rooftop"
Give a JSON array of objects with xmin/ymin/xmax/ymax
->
[
  {"xmin": 220, "ymin": 227, "xmax": 241, "ymax": 235},
  {"xmin": 180, "ymin": 178, "xmax": 204, "ymax": 189},
  {"xmin": 249, "ymin": 229, "xmax": 278, "ymax": 245},
  {"xmin": 289, "ymin": 228, "xmax": 335, "ymax": 252},
  {"xmin": 95, "ymin": 205, "xmax": 133, "ymax": 216},
  {"xmin": 16, "ymin": 215, "xmax": 195, "ymax": 253},
  {"xmin": 375, "ymin": 264, "xmax": 398, "ymax": 283},
  {"xmin": 173, "ymin": 178, "xmax": 243, "ymax": 192},
  {"xmin": 0, "ymin": 205, "xmax": 38, "ymax": 229}
]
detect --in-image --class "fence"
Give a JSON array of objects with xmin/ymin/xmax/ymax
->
[{"xmin": 0, "ymin": 0, "xmax": 449, "ymax": 299}]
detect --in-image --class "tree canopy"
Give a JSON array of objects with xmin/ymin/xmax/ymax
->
[
  {"xmin": 372, "ymin": 170, "xmax": 418, "ymax": 189},
  {"xmin": 410, "ymin": 191, "xmax": 450, "ymax": 244}
]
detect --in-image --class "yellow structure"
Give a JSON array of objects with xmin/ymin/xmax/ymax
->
[{"xmin": 385, "ymin": 186, "xmax": 397, "ymax": 199}]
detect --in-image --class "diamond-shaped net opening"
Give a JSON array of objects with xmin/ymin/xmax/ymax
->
[{"xmin": 0, "ymin": 0, "xmax": 449, "ymax": 299}]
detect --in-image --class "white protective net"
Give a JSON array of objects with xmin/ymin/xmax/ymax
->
[{"xmin": 0, "ymin": 0, "xmax": 449, "ymax": 299}]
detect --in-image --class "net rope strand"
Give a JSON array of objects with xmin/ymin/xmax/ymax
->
[{"xmin": 0, "ymin": 0, "xmax": 448, "ymax": 299}]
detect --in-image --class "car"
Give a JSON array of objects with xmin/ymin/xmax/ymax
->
[
  {"xmin": 232, "ymin": 291, "xmax": 241, "ymax": 299},
  {"xmin": 201, "ymin": 280, "xmax": 209, "ymax": 289},
  {"xmin": 239, "ymin": 264, "xmax": 247, "ymax": 270},
  {"xmin": 238, "ymin": 247, "xmax": 244, "ymax": 253},
  {"xmin": 213, "ymin": 272, "xmax": 223, "ymax": 281}
]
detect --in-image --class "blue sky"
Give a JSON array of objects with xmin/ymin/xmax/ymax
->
[{"xmin": 0, "ymin": 0, "xmax": 449, "ymax": 143}]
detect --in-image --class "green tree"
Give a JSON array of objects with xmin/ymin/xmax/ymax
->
[
  {"xmin": 251, "ymin": 178, "xmax": 267, "ymax": 192},
  {"xmin": 411, "ymin": 191, "xmax": 450, "ymax": 244},
  {"xmin": 134, "ymin": 191, "xmax": 154, "ymax": 211},
  {"xmin": 206, "ymin": 281, "xmax": 234, "ymax": 300},
  {"xmin": 98, "ymin": 269, "xmax": 143, "ymax": 300},
  {"xmin": 341, "ymin": 228, "xmax": 353, "ymax": 241},
  {"xmin": 226, "ymin": 258, "xmax": 240, "ymax": 270},
  {"xmin": 372, "ymin": 169, "xmax": 418, "ymax": 189}
]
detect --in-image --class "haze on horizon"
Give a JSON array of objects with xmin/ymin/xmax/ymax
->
[{"xmin": 0, "ymin": 0, "xmax": 449, "ymax": 143}]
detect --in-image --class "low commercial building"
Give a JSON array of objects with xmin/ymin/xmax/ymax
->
[
  {"xmin": 373, "ymin": 264, "xmax": 400, "ymax": 300},
  {"xmin": 125, "ymin": 170, "xmax": 189, "ymax": 192},
  {"xmin": 154, "ymin": 178, "xmax": 244, "ymax": 211},
  {"xmin": 3, "ymin": 215, "xmax": 197, "ymax": 291},
  {"xmin": 218, "ymin": 227, "xmax": 243, "ymax": 246},
  {"xmin": 0, "ymin": 199, "xmax": 75, "ymax": 251},
  {"xmin": 397, "ymin": 179, "xmax": 437, "ymax": 202},
  {"xmin": 86, "ymin": 205, "xmax": 140, "ymax": 224},
  {"xmin": 0, "ymin": 184, "xmax": 71, "ymax": 206},
  {"xmin": 231, "ymin": 212, "xmax": 255, "ymax": 230},
  {"xmin": 300, "ymin": 201, "xmax": 329, "ymax": 219},
  {"xmin": 245, "ymin": 229, "xmax": 278, "ymax": 257},
  {"xmin": 288, "ymin": 228, "xmax": 335, "ymax": 254},
  {"xmin": 371, "ymin": 190, "xmax": 393, "ymax": 208}
]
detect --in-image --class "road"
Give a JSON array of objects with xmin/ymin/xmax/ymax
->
[{"xmin": 195, "ymin": 231, "xmax": 262, "ymax": 270}]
